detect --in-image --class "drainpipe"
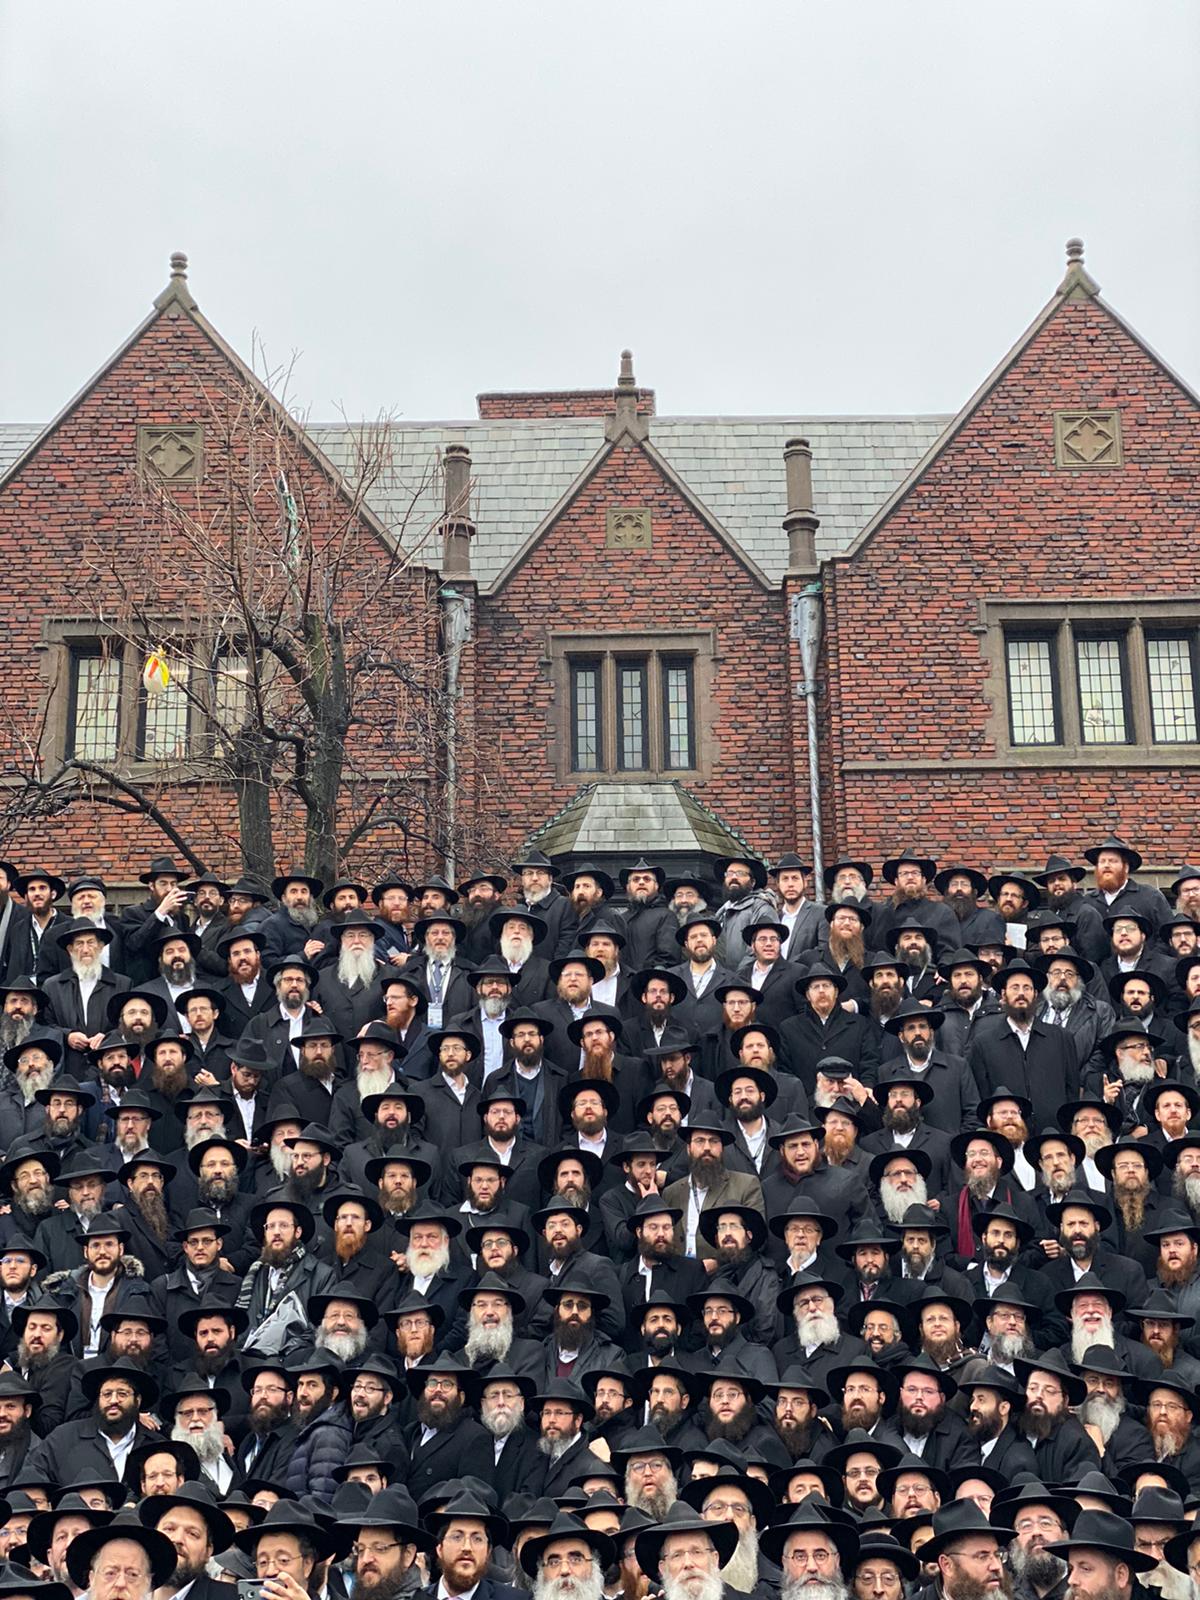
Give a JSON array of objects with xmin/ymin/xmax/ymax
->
[
  {"xmin": 783, "ymin": 438, "xmax": 825, "ymax": 902},
  {"xmin": 440, "ymin": 445, "xmax": 475, "ymax": 879}
]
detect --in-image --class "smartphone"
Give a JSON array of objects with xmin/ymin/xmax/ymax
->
[{"xmin": 238, "ymin": 1581, "xmax": 268, "ymax": 1600}]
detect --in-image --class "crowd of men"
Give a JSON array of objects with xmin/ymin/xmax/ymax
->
[{"xmin": 0, "ymin": 837, "xmax": 1197, "ymax": 1600}]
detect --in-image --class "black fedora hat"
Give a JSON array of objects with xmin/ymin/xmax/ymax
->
[
  {"xmin": 882, "ymin": 996, "xmax": 944, "ymax": 1034},
  {"xmin": 233, "ymin": 1499, "xmax": 339, "ymax": 1561},
  {"xmin": 987, "ymin": 873, "xmax": 1043, "ymax": 911},
  {"xmin": 824, "ymin": 856, "xmax": 874, "ymax": 891},
  {"xmin": 1013, "ymin": 1348, "xmax": 1088, "ymax": 1408},
  {"xmin": 80, "ymin": 1355, "xmax": 158, "ymax": 1408},
  {"xmin": 138, "ymin": 1479, "xmax": 235, "ymax": 1552},
  {"xmin": 767, "ymin": 1194, "xmax": 838, "ymax": 1242},
  {"xmin": 881, "ymin": 848, "xmax": 938, "ymax": 884},
  {"xmin": 423, "ymin": 1490, "xmax": 508, "ymax": 1550},
  {"xmin": 712, "ymin": 855, "xmax": 769, "ymax": 890},
  {"xmin": 949, "ymin": 1126, "xmax": 1014, "ymax": 1173},
  {"xmin": 922, "ymin": 1499, "xmax": 1012, "ymax": 1560},
  {"xmin": 634, "ymin": 1502, "xmax": 738, "ymax": 1574},
  {"xmin": 760, "ymin": 1499, "xmax": 860, "ymax": 1569},
  {"xmin": 248, "ymin": 1190, "xmax": 316, "ymax": 1243},
  {"xmin": 1084, "ymin": 836, "xmax": 1145, "ymax": 872},
  {"xmin": 66, "ymin": 1509, "xmax": 178, "ymax": 1588},
  {"xmin": 1047, "ymin": 1509, "xmax": 1157, "ymax": 1572},
  {"xmin": 821, "ymin": 1427, "xmax": 904, "ymax": 1476},
  {"xmin": 932, "ymin": 865, "xmax": 988, "ymax": 898},
  {"xmin": 26, "ymin": 1496, "xmax": 112, "ymax": 1564}
]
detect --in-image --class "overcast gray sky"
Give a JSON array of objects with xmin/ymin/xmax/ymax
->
[{"xmin": 3, "ymin": 1, "xmax": 1198, "ymax": 425}]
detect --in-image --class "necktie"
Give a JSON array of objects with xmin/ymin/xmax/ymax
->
[{"xmin": 430, "ymin": 962, "xmax": 445, "ymax": 1004}]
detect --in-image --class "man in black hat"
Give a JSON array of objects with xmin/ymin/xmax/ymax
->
[
  {"xmin": 329, "ymin": 1024, "xmax": 406, "ymax": 1145},
  {"xmin": 415, "ymin": 1027, "xmax": 484, "ymax": 1150},
  {"xmin": 732, "ymin": 919, "xmax": 804, "ymax": 1030},
  {"xmin": 531, "ymin": 952, "xmax": 601, "ymax": 1073},
  {"xmin": 860, "ymin": 1077, "xmax": 953, "ymax": 1198},
  {"xmin": 344, "ymin": 1353, "xmax": 406, "ymax": 1466},
  {"xmin": 1029, "ymin": 855, "xmax": 1106, "ymax": 962},
  {"xmin": 66, "ymin": 1215, "xmax": 152, "ymax": 1362},
  {"xmin": 315, "ymin": 1188, "xmax": 396, "ymax": 1303},
  {"xmin": 32, "ymin": 1148, "xmax": 113, "ymax": 1273},
  {"xmin": 30, "ymin": 1355, "xmax": 160, "ymax": 1484},
  {"xmin": 1083, "ymin": 838, "xmax": 1171, "ymax": 934},
  {"xmin": 449, "ymin": 1276, "xmax": 542, "ymax": 1378},
  {"xmin": 36, "ymin": 877, "xmax": 128, "ymax": 981},
  {"xmin": 762, "ymin": 1114, "xmax": 872, "ymax": 1237},
  {"xmin": 877, "ymin": 999, "xmax": 979, "ymax": 1135},
  {"xmin": 696, "ymin": 1207, "xmax": 778, "ymax": 1345},
  {"xmin": 1039, "ymin": 1191, "xmax": 1148, "ymax": 1310},
  {"xmin": 532, "ymin": 1277, "xmax": 624, "ymax": 1388},
  {"xmin": 422, "ymin": 1492, "xmax": 522, "ymax": 1600},
  {"xmin": 165, "ymin": 1299, "xmax": 248, "ymax": 1424},
  {"xmin": 967, "ymin": 959, "xmax": 1080, "ymax": 1133},
  {"xmin": 314, "ymin": 910, "xmax": 388, "ymax": 1039},
  {"xmin": 670, "ymin": 912, "xmax": 736, "ymax": 1033},
  {"xmin": 237, "ymin": 1195, "xmax": 337, "ymax": 1358},
  {"xmin": 795, "ymin": 900, "xmax": 873, "ymax": 1006},
  {"xmin": 137, "ymin": 928, "xmax": 206, "ymax": 1031},
  {"xmin": 662, "ymin": 1115, "xmax": 765, "ymax": 1260},
  {"xmin": 1014, "ymin": 1351, "xmax": 1101, "ymax": 1481},
  {"xmin": 0, "ymin": 975, "xmax": 58, "ymax": 1060},
  {"xmin": 1034, "ymin": 947, "xmax": 1115, "ymax": 1070},
  {"xmin": 935, "ymin": 946, "xmax": 1004, "ymax": 1059},
  {"xmin": 10, "ymin": 1297, "xmax": 76, "ymax": 1433},
  {"xmin": 614, "ymin": 1197, "xmax": 703, "ymax": 1328},
  {"xmin": 512, "ymin": 850, "xmax": 578, "ymax": 962},
  {"xmin": 342, "ymin": 1082, "xmax": 437, "ymax": 1200},
  {"xmin": 281, "ymin": 1348, "xmax": 354, "ymax": 1499},
  {"xmin": 116, "ymin": 858, "xmax": 192, "ymax": 986},
  {"xmin": 11, "ymin": 868, "xmax": 65, "ymax": 979},
  {"xmin": 233, "ymin": 1358, "xmax": 297, "ymax": 1483},
  {"xmin": 114, "ymin": 1149, "xmax": 176, "ymax": 1281},
  {"xmin": 213, "ymin": 927, "xmax": 274, "ymax": 1041},
  {"xmin": 0, "ymin": 1371, "xmax": 39, "ymax": 1489},
  {"xmin": 403, "ymin": 1355, "xmax": 493, "ymax": 1502},
  {"xmin": 391, "ymin": 1207, "xmax": 470, "ymax": 1334},
  {"xmin": 484, "ymin": 1010, "xmax": 564, "ymax": 1146},
  {"xmin": 962, "ymin": 1366, "xmax": 1038, "ymax": 1479},
  {"xmin": 43, "ymin": 921, "xmax": 130, "ymax": 1065},
  {"xmin": 153, "ymin": 1210, "xmax": 241, "ymax": 1359},
  {"xmin": 342, "ymin": 1484, "xmax": 430, "ymax": 1600},
  {"xmin": 260, "ymin": 869, "xmax": 325, "ymax": 967},
  {"xmin": 711, "ymin": 856, "xmax": 775, "ymax": 968},
  {"xmin": 614, "ymin": 860, "xmax": 677, "ymax": 971},
  {"xmin": 778, "ymin": 965, "xmax": 879, "ymax": 1097},
  {"xmin": 921, "ymin": 1500, "xmax": 1013, "ymax": 1600},
  {"xmin": 1048, "ymin": 1509, "xmax": 1159, "ymax": 1600},
  {"xmin": 447, "ymin": 957, "xmax": 517, "ymax": 1077}
]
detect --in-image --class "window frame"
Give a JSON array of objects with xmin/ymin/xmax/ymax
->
[
  {"xmin": 1003, "ymin": 630, "xmax": 1062, "ymax": 748},
  {"xmin": 1145, "ymin": 630, "xmax": 1200, "ymax": 745},
  {"xmin": 1072, "ymin": 628, "xmax": 1133, "ymax": 747},
  {"xmin": 65, "ymin": 641, "xmax": 123, "ymax": 763},
  {"xmin": 550, "ymin": 629, "xmax": 715, "ymax": 781},
  {"xmin": 982, "ymin": 598, "xmax": 1200, "ymax": 765}
]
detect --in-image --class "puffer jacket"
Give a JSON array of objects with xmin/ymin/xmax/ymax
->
[{"xmin": 283, "ymin": 1399, "xmax": 354, "ymax": 1499}]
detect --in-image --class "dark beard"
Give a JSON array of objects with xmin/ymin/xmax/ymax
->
[
  {"xmin": 871, "ymin": 987, "xmax": 903, "ymax": 1021},
  {"xmin": 690, "ymin": 1155, "xmax": 725, "ymax": 1189},
  {"xmin": 134, "ymin": 1188, "xmax": 170, "ymax": 1242},
  {"xmin": 250, "ymin": 1399, "xmax": 289, "ymax": 1435},
  {"xmin": 299, "ymin": 1054, "xmax": 335, "ymax": 1080},
  {"xmin": 946, "ymin": 890, "xmax": 977, "ymax": 920},
  {"xmin": 198, "ymin": 1173, "xmax": 239, "ymax": 1207},
  {"xmin": 195, "ymin": 1348, "xmax": 229, "ymax": 1377},
  {"xmin": 0, "ymin": 1418, "xmax": 31, "ymax": 1455},
  {"xmin": 640, "ymin": 1236, "xmax": 680, "ymax": 1263},
  {"xmin": 643, "ymin": 1329, "xmax": 677, "ymax": 1357},
  {"xmin": 356, "ymin": 1572, "xmax": 413, "ymax": 1600},
  {"xmin": 417, "ymin": 1393, "xmax": 464, "ymax": 1430},
  {"xmin": 18, "ymin": 1340, "xmax": 58, "ymax": 1370},
  {"xmin": 152, "ymin": 1061, "xmax": 188, "ymax": 1100},
  {"xmin": 882, "ymin": 1104, "xmax": 920, "ymax": 1134},
  {"xmin": 898, "ymin": 1402, "xmax": 940, "ymax": 1438},
  {"xmin": 775, "ymin": 1416, "xmax": 816, "ymax": 1459},
  {"xmin": 704, "ymin": 1403, "xmax": 753, "ymax": 1442},
  {"xmin": 285, "ymin": 1167, "xmax": 324, "ymax": 1200},
  {"xmin": 1021, "ymin": 1406, "xmax": 1055, "ymax": 1442},
  {"xmin": 555, "ymin": 1318, "xmax": 594, "ymax": 1354},
  {"xmin": 97, "ymin": 1398, "xmax": 139, "ymax": 1438},
  {"xmin": 717, "ymin": 1244, "xmax": 752, "ymax": 1269}
]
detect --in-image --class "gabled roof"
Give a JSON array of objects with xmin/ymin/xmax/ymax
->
[
  {"xmin": 0, "ymin": 256, "xmax": 413, "ymax": 564},
  {"xmin": 526, "ymin": 781, "xmax": 756, "ymax": 859},
  {"xmin": 837, "ymin": 241, "xmax": 1200, "ymax": 562}
]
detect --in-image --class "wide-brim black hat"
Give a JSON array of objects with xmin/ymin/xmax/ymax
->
[
  {"xmin": 2, "ymin": 1032, "xmax": 63, "ymax": 1073},
  {"xmin": 80, "ymin": 1355, "xmax": 159, "ymax": 1407},
  {"xmin": 308, "ymin": 1286, "xmax": 381, "ymax": 1330},
  {"xmin": 26, "ymin": 1498, "xmax": 112, "ymax": 1565},
  {"xmin": 1047, "ymin": 1509, "xmax": 1157, "ymax": 1572},
  {"xmin": 1013, "ymin": 1349, "xmax": 1088, "ymax": 1408},
  {"xmin": 66, "ymin": 1511, "xmax": 179, "ymax": 1588},
  {"xmin": 233, "ymin": 1499, "xmax": 339, "ymax": 1561},
  {"xmin": 634, "ymin": 1502, "xmax": 738, "ymax": 1574},
  {"xmin": 697, "ymin": 1203, "xmax": 768, "ymax": 1250},
  {"xmin": 677, "ymin": 1465, "xmax": 776, "ymax": 1527},
  {"xmin": 248, "ymin": 1191, "xmax": 316, "ymax": 1243},
  {"xmin": 921, "ymin": 1500, "xmax": 1013, "ymax": 1561},
  {"xmin": 138, "ymin": 1481, "xmax": 235, "ymax": 1552}
]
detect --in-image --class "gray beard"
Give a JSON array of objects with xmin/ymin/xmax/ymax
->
[
  {"xmin": 426, "ymin": 938, "xmax": 457, "ymax": 963},
  {"xmin": 990, "ymin": 1331, "xmax": 1033, "ymax": 1363},
  {"xmin": 537, "ymin": 1433, "xmax": 574, "ymax": 1461},
  {"xmin": 1045, "ymin": 1168, "xmax": 1076, "ymax": 1199},
  {"xmin": 722, "ymin": 1529, "xmax": 761, "ymax": 1595},
  {"xmin": 780, "ymin": 1581, "xmax": 849, "ymax": 1600},
  {"xmin": 1120, "ymin": 1059, "xmax": 1155, "ymax": 1084},
  {"xmin": 161, "ymin": 959, "xmax": 196, "ymax": 987},
  {"xmin": 0, "ymin": 1014, "xmax": 33, "ymax": 1052},
  {"xmin": 186, "ymin": 1119, "xmax": 227, "ymax": 1149},
  {"xmin": 316, "ymin": 1326, "xmax": 368, "ymax": 1362},
  {"xmin": 1009, "ymin": 1545, "xmax": 1067, "ymax": 1591},
  {"xmin": 287, "ymin": 904, "xmax": 320, "ymax": 930},
  {"xmin": 338, "ymin": 946, "xmax": 379, "ymax": 988},
  {"xmin": 482, "ymin": 1401, "xmax": 524, "ymax": 1439},
  {"xmin": 18, "ymin": 1063, "xmax": 54, "ymax": 1105},
  {"xmin": 1079, "ymin": 1392, "xmax": 1124, "ymax": 1444},
  {"xmin": 71, "ymin": 954, "xmax": 103, "ymax": 982},
  {"xmin": 1188, "ymin": 1035, "xmax": 1200, "ymax": 1076},
  {"xmin": 1047, "ymin": 983, "xmax": 1084, "ymax": 1010},
  {"xmin": 880, "ymin": 1175, "xmax": 927, "ymax": 1222},
  {"xmin": 664, "ymin": 1574, "xmax": 724, "ymax": 1600},
  {"xmin": 464, "ymin": 1319, "xmax": 513, "ymax": 1362},
  {"xmin": 172, "ymin": 1418, "xmax": 225, "ymax": 1464},
  {"xmin": 482, "ymin": 995, "xmax": 508, "ymax": 1019},
  {"xmin": 628, "ymin": 1475, "xmax": 678, "ymax": 1521},
  {"xmin": 1172, "ymin": 1170, "xmax": 1200, "ymax": 1221}
]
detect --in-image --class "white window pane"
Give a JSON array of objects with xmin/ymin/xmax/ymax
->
[
  {"xmin": 71, "ymin": 653, "xmax": 120, "ymax": 761},
  {"xmin": 572, "ymin": 665, "xmax": 600, "ymax": 772},
  {"xmin": 1077, "ymin": 637, "xmax": 1127, "ymax": 743},
  {"xmin": 142, "ymin": 663, "xmax": 190, "ymax": 761},
  {"xmin": 1147, "ymin": 637, "xmax": 1198, "ymax": 743},
  {"xmin": 1006, "ymin": 638, "xmax": 1057, "ymax": 745}
]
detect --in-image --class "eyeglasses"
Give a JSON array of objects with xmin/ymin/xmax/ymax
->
[
  {"xmin": 441, "ymin": 1530, "xmax": 488, "ymax": 1549},
  {"xmin": 661, "ymin": 1548, "xmax": 716, "ymax": 1567},
  {"xmin": 424, "ymin": 1377, "xmax": 459, "ymax": 1392},
  {"xmin": 353, "ymin": 1542, "xmax": 402, "ymax": 1560},
  {"xmin": 785, "ymin": 1549, "xmax": 834, "ymax": 1567},
  {"xmin": 703, "ymin": 1501, "xmax": 751, "ymax": 1518},
  {"xmin": 352, "ymin": 1382, "xmax": 387, "ymax": 1396},
  {"xmin": 543, "ymin": 1555, "xmax": 593, "ymax": 1573},
  {"xmin": 96, "ymin": 1567, "xmax": 150, "ymax": 1584}
]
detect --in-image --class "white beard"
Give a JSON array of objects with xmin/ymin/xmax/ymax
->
[
  {"xmin": 338, "ymin": 946, "xmax": 379, "ymax": 988},
  {"xmin": 722, "ymin": 1529, "xmax": 761, "ymax": 1594},
  {"xmin": 316, "ymin": 1326, "xmax": 368, "ymax": 1362},
  {"xmin": 664, "ymin": 1573, "xmax": 724, "ymax": 1600},
  {"xmin": 500, "ymin": 932, "xmax": 533, "ymax": 966},
  {"xmin": 173, "ymin": 1419, "xmax": 225, "ymax": 1464},
  {"xmin": 464, "ymin": 1318, "xmax": 513, "ymax": 1363},
  {"xmin": 482, "ymin": 995, "xmax": 508, "ymax": 1019},
  {"xmin": 880, "ymin": 1175, "xmax": 927, "ymax": 1222},
  {"xmin": 270, "ymin": 1144, "xmax": 292, "ymax": 1181},
  {"xmin": 70, "ymin": 953, "xmax": 103, "ymax": 982},
  {"xmin": 1120, "ymin": 1060, "xmax": 1155, "ymax": 1084},
  {"xmin": 186, "ymin": 1120, "xmax": 226, "ymax": 1150},
  {"xmin": 356, "ymin": 1064, "xmax": 394, "ymax": 1101},
  {"xmin": 533, "ymin": 1564, "xmax": 603, "ymax": 1600},
  {"xmin": 1071, "ymin": 1313, "xmax": 1115, "ymax": 1362},
  {"xmin": 1174, "ymin": 1172, "xmax": 1200, "ymax": 1221},
  {"xmin": 409, "ymin": 1242, "xmax": 450, "ymax": 1278},
  {"xmin": 795, "ymin": 1309, "xmax": 840, "ymax": 1348},
  {"xmin": 482, "ymin": 1398, "xmax": 524, "ymax": 1438},
  {"xmin": 781, "ymin": 1581, "xmax": 849, "ymax": 1600}
]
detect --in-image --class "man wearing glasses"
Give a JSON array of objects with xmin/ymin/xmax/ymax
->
[
  {"xmin": 423, "ymin": 1492, "xmax": 522, "ymax": 1600},
  {"xmin": 345, "ymin": 1486, "xmax": 431, "ymax": 1600}
]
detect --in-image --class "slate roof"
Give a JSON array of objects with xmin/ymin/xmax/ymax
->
[
  {"xmin": 0, "ymin": 412, "xmax": 950, "ymax": 589},
  {"xmin": 527, "ymin": 781, "xmax": 756, "ymax": 859}
]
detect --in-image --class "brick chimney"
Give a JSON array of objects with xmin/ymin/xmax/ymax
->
[{"xmin": 440, "ymin": 444, "xmax": 476, "ymax": 578}]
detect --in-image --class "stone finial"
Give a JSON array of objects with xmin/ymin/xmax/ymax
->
[
  {"xmin": 154, "ymin": 249, "xmax": 198, "ymax": 313},
  {"xmin": 618, "ymin": 349, "xmax": 636, "ymax": 388},
  {"xmin": 1058, "ymin": 236, "xmax": 1099, "ymax": 300},
  {"xmin": 606, "ymin": 348, "xmax": 648, "ymax": 443},
  {"xmin": 783, "ymin": 437, "xmax": 820, "ymax": 574}
]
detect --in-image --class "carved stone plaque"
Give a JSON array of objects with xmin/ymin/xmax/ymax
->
[
  {"xmin": 606, "ymin": 506, "xmax": 652, "ymax": 549},
  {"xmin": 139, "ymin": 425, "xmax": 204, "ymax": 481},
  {"xmin": 1054, "ymin": 411, "xmax": 1122, "ymax": 468}
]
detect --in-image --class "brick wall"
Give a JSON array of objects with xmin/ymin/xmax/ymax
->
[
  {"xmin": 477, "ymin": 389, "xmax": 656, "ymax": 420},
  {"xmin": 823, "ymin": 291, "xmax": 1200, "ymax": 868},
  {"xmin": 472, "ymin": 439, "xmax": 796, "ymax": 858}
]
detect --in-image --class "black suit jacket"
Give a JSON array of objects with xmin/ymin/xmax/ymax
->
[
  {"xmin": 403, "ymin": 1414, "xmax": 494, "ymax": 1502},
  {"xmin": 968, "ymin": 1020, "xmax": 1080, "ymax": 1133},
  {"xmin": 30, "ymin": 1415, "xmax": 158, "ymax": 1486},
  {"xmin": 43, "ymin": 967, "xmax": 131, "ymax": 1041},
  {"xmin": 216, "ymin": 974, "xmax": 276, "ymax": 1042},
  {"xmin": 37, "ymin": 917, "xmax": 129, "ymax": 981},
  {"xmin": 778, "ymin": 1006, "xmax": 881, "ymax": 1094},
  {"xmin": 491, "ymin": 1424, "xmax": 543, "ymax": 1503},
  {"xmin": 983, "ymin": 1421, "xmax": 1038, "ymax": 1478}
]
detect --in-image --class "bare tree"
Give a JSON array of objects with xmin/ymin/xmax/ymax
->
[{"xmin": 0, "ymin": 365, "xmax": 502, "ymax": 881}]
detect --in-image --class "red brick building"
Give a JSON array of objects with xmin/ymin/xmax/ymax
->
[{"xmin": 1, "ymin": 241, "xmax": 1197, "ymax": 891}]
